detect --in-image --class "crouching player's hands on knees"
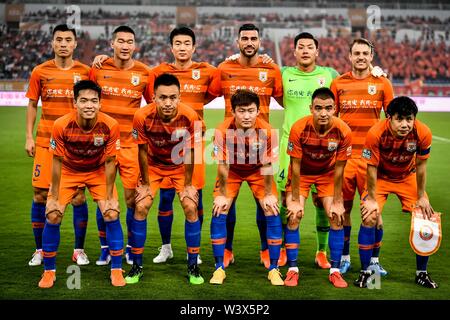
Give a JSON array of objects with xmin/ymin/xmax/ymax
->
[
  {"xmin": 180, "ymin": 185, "xmax": 199, "ymax": 205},
  {"xmin": 361, "ymin": 198, "xmax": 379, "ymax": 223},
  {"xmin": 213, "ymin": 195, "xmax": 229, "ymax": 216},
  {"xmin": 261, "ymin": 194, "xmax": 279, "ymax": 215}
]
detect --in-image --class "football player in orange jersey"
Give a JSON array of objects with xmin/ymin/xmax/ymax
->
[
  {"xmin": 209, "ymin": 90, "xmax": 282, "ymax": 286},
  {"xmin": 38, "ymin": 80, "xmax": 125, "ymax": 288},
  {"xmin": 90, "ymin": 26, "xmax": 151, "ymax": 266},
  {"xmin": 208, "ymin": 23, "xmax": 285, "ymax": 268},
  {"xmin": 145, "ymin": 27, "xmax": 217, "ymax": 265},
  {"xmin": 286, "ymin": 87, "xmax": 352, "ymax": 288},
  {"xmin": 330, "ymin": 38, "xmax": 394, "ymax": 276},
  {"xmin": 357, "ymin": 96, "xmax": 438, "ymax": 289},
  {"xmin": 25, "ymin": 24, "xmax": 91, "ymax": 267},
  {"xmin": 126, "ymin": 73, "xmax": 205, "ymax": 285}
]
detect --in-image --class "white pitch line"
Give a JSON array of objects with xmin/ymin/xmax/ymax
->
[{"xmin": 433, "ymin": 135, "xmax": 450, "ymax": 143}]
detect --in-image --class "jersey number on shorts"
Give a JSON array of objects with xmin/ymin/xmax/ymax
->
[{"xmin": 34, "ymin": 164, "xmax": 41, "ymax": 178}]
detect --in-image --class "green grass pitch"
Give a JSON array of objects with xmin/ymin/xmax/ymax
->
[{"xmin": 0, "ymin": 107, "xmax": 448, "ymax": 300}]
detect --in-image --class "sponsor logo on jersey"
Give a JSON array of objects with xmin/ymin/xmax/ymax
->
[
  {"xmin": 93, "ymin": 134, "xmax": 104, "ymax": 147},
  {"xmin": 318, "ymin": 77, "xmax": 326, "ymax": 87},
  {"xmin": 368, "ymin": 84, "xmax": 377, "ymax": 95},
  {"xmin": 192, "ymin": 69, "xmax": 200, "ymax": 80},
  {"xmin": 362, "ymin": 148, "xmax": 372, "ymax": 159},
  {"xmin": 116, "ymin": 139, "xmax": 121, "ymax": 150},
  {"xmin": 406, "ymin": 141, "xmax": 417, "ymax": 152},
  {"xmin": 328, "ymin": 140, "xmax": 338, "ymax": 152},
  {"xmin": 259, "ymin": 71, "xmax": 268, "ymax": 82},
  {"xmin": 131, "ymin": 74, "xmax": 140, "ymax": 86}
]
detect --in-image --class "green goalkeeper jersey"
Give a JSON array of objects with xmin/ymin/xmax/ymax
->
[{"xmin": 281, "ymin": 65, "xmax": 339, "ymax": 137}]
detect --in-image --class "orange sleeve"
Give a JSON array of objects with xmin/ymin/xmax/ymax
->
[
  {"xmin": 207, "ymin": 67, "xmax": 222, "ymax": 97},
  {"xmin": 287, "ymin": 121, "xmax": 304, "ymax": 159},
  {"xmin": 26, "ymin": 67, "xmax": 41, "ymax": 101},
  {"xmin": 89, "ymin": 68, "xmax": 98, "ymax": 83},
  {"xmin": 382, "ymin": 78, "xmax": 395, "ymax": 114},
  {"xmin": 105, "ymin": 120, "xmax": 120, "ymax": 157},
  {"xmin": 417, "ymin": 121, "xmax": 432, "ymax": 160},
  {"xmin": 272, "ymin": 64, "xmax": 283, "ymax": 98},
  {"xmin": 330, "ymin": 79, "xmax": 339, "ymax": 115},
  {"xmin": 336, "ymin": 121, "xmax": 352, "ymax": 161},
  {"xmin": 362, "ymin": 126, "xmax": 381, "ymax": 167},
  {"xmin": 132, "ymin": 108, "xmax": 149, "ymax": 145},
  {"xmin": 50, "ymin": 119, "xmax": 66, "ymax": 157},
  {"xmin": 144, "ymin": 67, "xmax": 158, "ymax": 103}
]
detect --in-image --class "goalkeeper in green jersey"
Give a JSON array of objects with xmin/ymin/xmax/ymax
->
[{"xmin": 276, "ymin": 33, "xmax": 339, "ymax": 279}]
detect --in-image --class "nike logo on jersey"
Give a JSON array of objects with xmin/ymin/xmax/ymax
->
[
  {"xmin": 288, "ymin": 78, "xmax": 299, "ymax": 82},
  {"xmin": 46, "ymin": 78, "xmax": 55, "ymax": 81}
]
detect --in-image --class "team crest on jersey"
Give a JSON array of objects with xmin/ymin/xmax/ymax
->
[
  {"xmin": 406, "ymin": 141, "xmax": 417, "ymax": 152},
  {"xmin": 192, "ymin": 69, "xmax": 201, "ymax": 80},
  {"xmin": 318, "ymin": 77, "xmax": 326, "ymax": 87},
  {"xmin": 93, "ymin": 134, "xmax": 104, "ymax": 147},
  {"xmin": 131, "ymin": 74, "xmax": 140, "ymax": 86},
  {"xmin": 362, "ymin": 148, "xmax": 372, "ymax": 159},
  {"xmin": 213, "ymin": 144, "xmax": 219, "ymax": 156},
  {"xmin": 368, "ymin": 84, "xmax": 377, "ymax": 95},
  {"xmin": 259, "ymin": 71, "xmax": 268, "ymax": 82},
  {"xmin": 328, "ymin": 140, "xmax": 338, "ymax": 152},
  {"xmin": 73, "ymin": 73, "xmax": 81, "ymax": 84}
]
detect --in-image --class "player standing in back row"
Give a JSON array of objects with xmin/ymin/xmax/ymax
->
[
  {"xmin": 208, "ymin": 23, "xmax": 284, "ymax": 268},
  {"xmin": 25, "ymin": 24, "xmax": 91, "ymax": 267},
  {"xmin": 330, "ymin": 38, "xmax": 394, "ymax": 275},
  {"xmin": 90, "ymin": 25, "xmax": 151, "ymax": 266}
]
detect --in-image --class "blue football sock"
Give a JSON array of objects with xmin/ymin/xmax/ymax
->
[
  {"xmin": 158, "ymin": 188, "xmax": 175, "ymax": 245},
  {"xmin": 210, "ymin": 213, "xmax": 227, "ymax": 269},
  {"xmin": 416, "ymin": 254, "xmax": 429, "ymax": 271},
  {"xmin": 225, "ymin": 201, "xmax": 236, "ymax": 251},
  {"xmin": 358, "ymin": 225, "xmax": 375, "ymax": 270},
  {"xmin": 96, "ymin": 206, "xmax": 107, "ymax": 247},
  {"xmin": 266, "ymin": 215, "xmax": 282, "ymax": 270},
  {"xmin": 328, "ymin": 228, "xmax": 344, "ymax": 269},
  {"xmin": 372, "ymin": 226, "xmax": 383, "ymax": 258},
  {"xmin": 73, "ymin": 203, "xmax": 88, "ymax": 249},
  {"xmin": 42, "ymin": 221, "xmax": 61, "ymax": 271},
  {"xmin": 342, "ymin": 225, "xmax": 351, "ymax": 256},
  {"xmin": 256, "ymin": 200, "xmax": 268, "ymax": 251},
  {"xmin": 185, "ymin": 219, "xmax": 201, "ymax": 266},
  {"xmin": 131, "ymin": 217, "xmax": 147, "ymax": 267},
  {"xmin": 31, "ymin": 201, "xmax": 46, "ymax": 250},
  {"xmin": 126, "ymin": 207, "xmax": 134, "ymax": 248},
  {"xmin": 197, "ymin": 189, "xmax": 204, "ymax": 227},
  {"xmin": 106, "ymin": 219, "xmax": 124, "ymax": 269},
  {"xmin": 284, "ymin": 225, "xmax": 300, "ymax": 268}
]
